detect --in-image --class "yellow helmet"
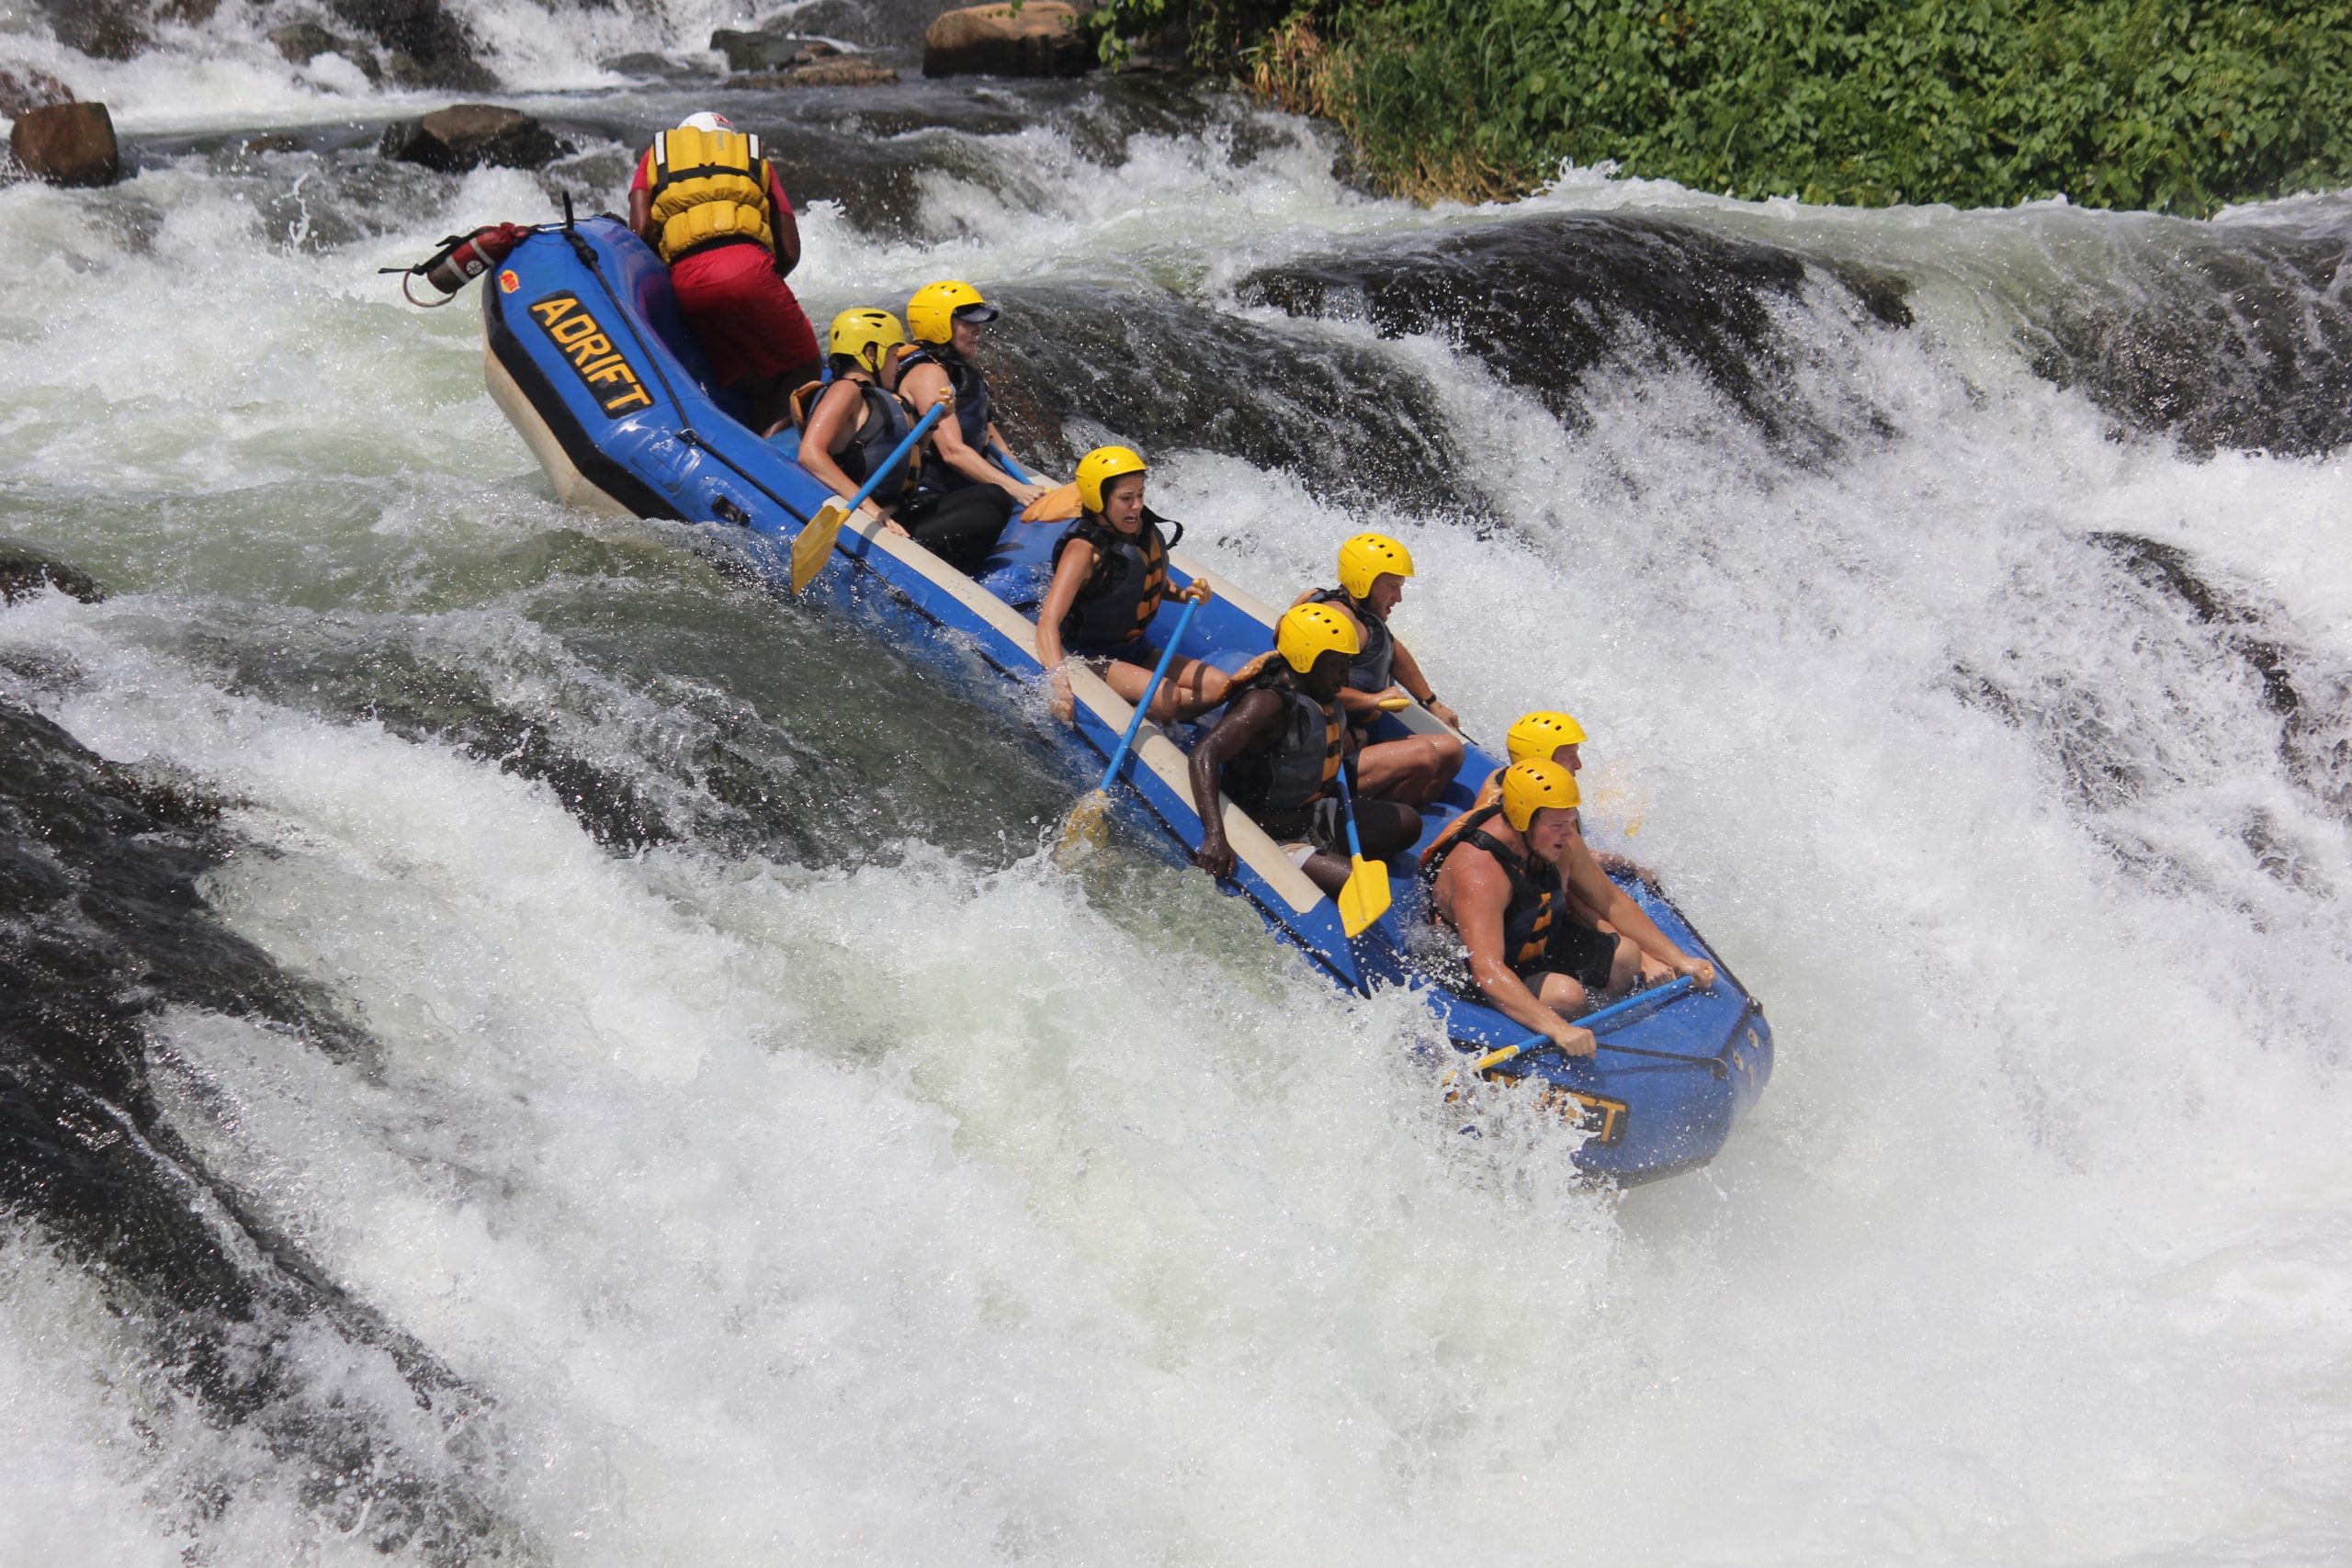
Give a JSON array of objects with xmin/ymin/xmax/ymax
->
[
  {"xmin": 1076, "ymin": 446, "xmax": 1147, "ymax": 513},
  {"xmin": 1506, "ymin": 710, "xmax": 1589, "ymax": 765},
  {"xmin": 1275, "ymin": 602, "xmax": 1361, "ymax": 676},
  {"xmin": 1499, "ymin": 758, "xmax": 1580, "ymax": 832},
  {"xmin": 907, "ymin": 279, "xmax": 997, "ymax": 344},
  {"xmin": 1338, "ymin": 532, "xmax": 1414, "ymax": 600},
  {"xmin": 828, "ymin": 307, "xmax": 905, "ymax": 371}
]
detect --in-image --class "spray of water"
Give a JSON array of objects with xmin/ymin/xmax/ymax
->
[{"xmin": 2, "ymin": 23, "xmax": 2349, "ymax": 1564}]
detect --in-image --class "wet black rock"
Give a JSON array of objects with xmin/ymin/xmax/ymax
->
[
  {"xmin": 28, "ymin": 0, "xmax": 149, "ymax": 61},
  {"xmin": 976, "ymin": 285, "xmax": 1472, "ymax": 514},
  {"xmin": 2016, "ymin": 226, "xmax": 2352, "ymax": 459},
  {"xmin": 0, "ymin": 545, "xmax": 105, "ymax": 605},
  {"xmin": 268, "ymin": 19, "xmax": 382, "ymax": 81},
  {"xmin": 0, "ymin": 697, "xmax": 521, "ymax": 1557},
  {"xmin": 325, "ymin": 0, "xmax": 493, "ymax": 90},
  {"xmin": 0, "ymin": 62, "xmax": 74, "ymax": 117},
  {"xmin": 381, "ymin": 103, "xmax": 569, "ymax": 173},
  {"xmin": 8, "ymin": 101, "xmax": 121, "ymax": 187},
  {"xmin": 1238, "ymin": 210, "xmax": 1912, "ymax": 461},
  {"xmin": 786, "ymin": 0, "xmax": 974, "ymax": 51}
]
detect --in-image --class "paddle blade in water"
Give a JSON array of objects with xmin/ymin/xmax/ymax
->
[
  {"xmin": 1337, "ymin": 854, "xmax": 1391, "ymax": 938},
  {"xmin": 790, "ymin": 499, "xmax": 851, "ymax": 594},
  {"xmin": 1054, "ymin": 788, "xmax": 1113, "ymax": 865}
]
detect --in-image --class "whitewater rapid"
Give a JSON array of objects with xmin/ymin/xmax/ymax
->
[{"xmin": 3, "ymin": 10, "xmax": 2350, "ymax": 1563}]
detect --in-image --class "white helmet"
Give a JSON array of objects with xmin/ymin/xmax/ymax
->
[{"xmin": 680, "ymin": 110, "xmax": 733, "ymax": 132}]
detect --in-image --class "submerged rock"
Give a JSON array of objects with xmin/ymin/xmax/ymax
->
[
  {"xmin": 0, "ymin": 62, "xmax": 74, "ymax": 118},
  {"xmin": 28, "ymin": 0, "xmax": 148, "ymax": 61},
  {"xmin": 9, "ymin": 101, "xmax": 122, "ymax": 187},
  {"xmin": 268, "ymin": 19, "xmax": 383, "ymax": 81},
  {"xmin": 763, "ymin": 0, "xmax": 943, "ymax": 50},
  {"xmin": 923, "ymin": 0, "xmax": 1091, "ymax": 77},
  {"xmin": 380, "ymin": 102, "xmax": 569, "ymax": 172},
  {"xmin": 710, "ymin": 28, "xmax": 809, "ymax": 72},
  {"xmin": 0, "ymin": 545, "xmax": 105, "ymax": 606}
]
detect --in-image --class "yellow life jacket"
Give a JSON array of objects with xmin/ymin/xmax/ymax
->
[{"xmin": 647, "ymin": 127, "xmax": 775, "ymax": 264}]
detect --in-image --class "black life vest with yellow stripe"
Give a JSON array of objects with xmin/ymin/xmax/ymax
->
[
  {"xmin": 793, "ymin": 378, "xmax": 916, "ymax": 505},
  {"xmin": 897, "ymin": 344, "xmax": 990, "ymax": 481},
  {"xmin": 1221, "ymin": 655, "xmax": 1344, "ymax": 817},
  {"xmin": 1051, "ymin": 509, "xmax": 1183, "ymax": 649},
  {"xmin": 646, "ymin": 127, "xmax": 775, "ymax": 264},
  {"xmin": 1425, "ymin": 803, "xmax": 1562, "ymax": 971},
  {"xmin": 1308, "ymin": 586, "xmax": 1395, "ymax": 694}
]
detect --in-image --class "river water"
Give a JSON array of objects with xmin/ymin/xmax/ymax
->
[{"xmin": 3, "ymin": 2, "xmax": 2349, "ymax": 1562}]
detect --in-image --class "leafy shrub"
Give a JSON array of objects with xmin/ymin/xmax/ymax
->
[{"xmin": 1091, "ymin": 0, "xmax": 2352, "ymax": 212}]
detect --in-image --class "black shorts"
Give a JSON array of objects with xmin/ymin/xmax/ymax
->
[
  {"xmin": 1520, "ymin": 919, "xmax": 1620, "ymax": 994},
  {"xmin": 1069, "ymin": 637, "xmax": 1161, "ymax": 667}
]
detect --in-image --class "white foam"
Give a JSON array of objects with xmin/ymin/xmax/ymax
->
[{"xmin": 1, "ymin": 39, "xmax": 2349, "ymax": 1564}]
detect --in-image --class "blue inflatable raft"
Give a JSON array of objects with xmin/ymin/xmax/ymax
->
[{"xmin": 480, "ymin": 214, "xmax": 1772, "ymax": 1184}]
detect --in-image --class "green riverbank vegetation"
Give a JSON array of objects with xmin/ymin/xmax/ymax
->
[{"xmin": 1091, "ymin": 0, "xmax": 2352, "ymax": 212}]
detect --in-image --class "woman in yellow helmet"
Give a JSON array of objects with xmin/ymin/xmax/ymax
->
[
  {"xmin": 1035, "ymin": 446, "xmax": 1229, "ymax": 726},
  {"xmin": 1186, "ymin": 604, "xmax": 1421, "ymax": 896},
  {"xmin": 1293, "ymin": 532, "xmax": 1464, "ymax": 807},
  {"xmin": 888, "ymin": 280, "xmax": 1048, "ymax": 573},
  {"xmin": 1425, "ymin": 761, "xmax": 1713, "ymax": 1053},
  {"xmin": 626, "ymin": 111, "xmax": 820, "ymax": 433},
  {"xmin": 793, "ymin": 308, "xmax": 924, "ymax": 528}
]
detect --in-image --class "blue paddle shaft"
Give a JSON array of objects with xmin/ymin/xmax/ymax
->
[
  {"xmin": 1334, "ymin": 762, "xmax": 1367, "ymax": 860},
  {"xmin": 1091, "ymin": 595, "xmax": 1203, "ymax": 794},
  {"xmin": 990, "ymin": 444, "xmax": 1033, "ymax": 484},
  {"xmin": 1511, "ymin": 974, "xmax": 1695, "ymax": 1052},
  {"xmin": 839, "ymin": 401, "xmax": 945, "ymax": 515}
]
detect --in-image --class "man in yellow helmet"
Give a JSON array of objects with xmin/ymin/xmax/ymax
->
[
  {"xmin": 1187, "ymin": 604, "xmax": 1420, "ymax": 897},
  {"xmin": 1426, "ymin": 710, "xmax": 1657, "ymax": 889},
  {"xmin": 627, "ymin": 111, "xmax": 820, "ymax": 433},
  {"xmin": 888, "ymin": 279, "xmax": 1049, "ymax": 574},
  {"xmin": 1295, "ymin": 532, "xmax": 1463, "ymax": 807},
  {"xmin": 1035, "ymin": 446, "xmax": 1228, "ymax": 725},
  {"xmin": 1426, "ymin": 760, "xmax": 1713, "ymax": 1054}
]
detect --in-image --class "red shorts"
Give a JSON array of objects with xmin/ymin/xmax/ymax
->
[{"xmin": 671, "ymin": 241, "xmax": 820, "ymax": 387}]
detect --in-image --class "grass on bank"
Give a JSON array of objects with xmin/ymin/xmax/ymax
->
[{"xmin": 1089, "ymin": 0, "xmax": 2352, "ymax": 213}]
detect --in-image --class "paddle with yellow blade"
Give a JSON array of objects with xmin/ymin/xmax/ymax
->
[
  {"xmin": 1329, "ymin": 761, "xmax": 1392, "ymax": 939},
  {"xmin": 788, "ymin": 399, "xmax": 948, "ymax": 594},
  {"xmin": 1055, "ymin": 592, "xmax": 1207, "ymax": 860}
]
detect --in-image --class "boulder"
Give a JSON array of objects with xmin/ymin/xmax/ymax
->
[
  {"xmin": 710, "ymin": 28, "xmax": 809, "ymax": 72},
  {"xmin": 0, "ymin": 63, "xmax": 74, "ymax": 118},
  {"xmin": 379, "ymin": 103, "xmax": 569, "ymax": 172},
  {"xmin": 923, "ymin": 1, "xmax": 1091, "ymax": 77},
  {"xmin": 9, "ymin": 102, "xmax": 121, "ymax": 187}
]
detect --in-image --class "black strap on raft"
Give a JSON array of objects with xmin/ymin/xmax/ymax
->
[{"xmin": 550, "ymin": 189, "xmax": 814, "ymax": 527}]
